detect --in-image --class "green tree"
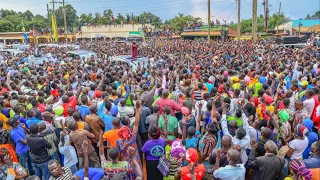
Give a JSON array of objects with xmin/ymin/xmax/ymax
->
[
  {"xmin": 305, "ymin": 14, "xmax": 311, "ymax": 19},
  {"xmin": 311, "ymin": 11, "xmax": 320, "ymax": 19},
  {"xmin": 0, "ymin": 9, "xmax": 16, "ymax": 19},
  {"xmin": 115, "ymin": 13, "xmax": 125, "ymax": 24},
  {"xmin": 167, "ymin": 13, "xmax": 201, "ymax": 33},
  {"xmin": 103, "ymin": 9, "xmax": 113, "ymax": 24},
  {"xmin": 55, "ymin": 4, "xmax": 78, "ymax": 28},
  {"xmin": 22, "ymin": 10, "xmax": 34, "ymax": 21},
  {"xmin": 4, "ymin": 14, "xmax": 23, "ymax": 31},
  {"xmin": 0, "ymin": 20, "xmax": 14, "ymax": 32},
  {"xmin": 138, "ymin": 12, "xmax": 162, "ymax": 28}
]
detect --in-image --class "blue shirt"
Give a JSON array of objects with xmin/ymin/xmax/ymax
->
[
  {"xmin": 25, "ymin": 117, "xmax": 41, "ymax": 129},
  {"xmin": 205, "ymin": 82, "xmax": 214, "ymax": 94},
  {"xmin": 302, "ymin": 132, "xmax": 319, "ymax": 159},
  {"xmin": 58, "ymin": 134, "xmax": 78, "ymax": 167},
  {"xmin": 77, "ymin": 105, "xmax": 90, "ymax": 120},
  {"xmin": 213, "ymin": 164, "xmax": 246, "ymax": 180},
  {"xmin": 74, "ymin": 168, "xmax": 104, "ymax": 180},
  {"xmin": 10, "ymin": 124, "xmax": 29, "ymax": 154},
  {"xmin": 186, "ymin": 130, "xmax": 200, "ymax": 150},
  {"xmin": 303, "ymin": 155, "xmax": 320, "ymax": 169},
  {"xmin": 98, "ymin": 102, "xmax": 115, "ymax": 132}
]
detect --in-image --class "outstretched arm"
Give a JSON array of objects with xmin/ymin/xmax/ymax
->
[{"xmin": 132, "ymin": 100, "xmax": 142, "ymax": 135}]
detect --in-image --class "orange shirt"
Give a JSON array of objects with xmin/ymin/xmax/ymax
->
[
  {"xmin": 77, "ymin": 121, "xmax": 85, "ymax": 130},
  {"xmin": 103, "ymin": 129, "xmax": 120, "ymax": 147},
  {"xmin": 310, "ymin": 168, "xmax": 319, "ymax": 180}
]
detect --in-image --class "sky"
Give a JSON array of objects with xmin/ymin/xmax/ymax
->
[{"xmin": 0, "ymin": 0, "xmax": 319, "ymax": 23}]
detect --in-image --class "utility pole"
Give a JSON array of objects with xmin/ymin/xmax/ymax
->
[
  {"xmin": 252, "ymin": 0, "xmax": 258, "ymax": 42},
  {"xmin": 32, "ymin": 18, "xmax": 36, "ymax": 45},
  {"xmin": 63, "ymin": 0, "xmax": 68, "ymax": 43},
  {"xmin": 208, "ymin": 0, "xmax": 211, "ymax": 42},
  {"xmin": 263, "ymin": 0, "xmax": 268, "ymax": 32},
  {"xmin": 237, "ymin": 0, "xmax": 241, "ymax": 41},
  {"xmin": 47, "ymin": 4, "xmax": 51, "ymax": 34},
  {"xmin": 276, "ymin": 2, "xmax": 281, "ymax": 33}
]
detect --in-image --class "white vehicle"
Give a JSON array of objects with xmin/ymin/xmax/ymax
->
[
  {"xmin": 67, "ymin": 50, "xmax": 97, "ymax": 60},
  {"xmin": 0, "ymin": 49, "xmax": 24, "ymax": 57},
  {"xmin": 28, "ymin": 54, "xmax": 50, "ymax": 66},
  {"xmin": 59, "ymin": 44, "xmax": 80, "ymax": 49},
  {"xmin": 110, "ymin": 55, "xmax": 151, "ymax": 70},
  {"xmin": 18, "ymin": 45, "xmax": 30, "ymax": 51}
]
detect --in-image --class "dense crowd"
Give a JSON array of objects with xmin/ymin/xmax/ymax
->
[{"xmin": 0, "ymin": 36, "xmax": 320, "ymax": 180}]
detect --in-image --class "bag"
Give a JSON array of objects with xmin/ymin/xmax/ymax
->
[{"xmin": 157, "ymin": 155, "xmax": 171, "ymax": 176}]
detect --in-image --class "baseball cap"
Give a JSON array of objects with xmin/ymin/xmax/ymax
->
[
  {"xmin": 301, "ymin": 80, "xmax": 308, "ymax": 87},
  {"xmin": 7, "ymin": 116, "xmax": 19, "ymax": 126}
]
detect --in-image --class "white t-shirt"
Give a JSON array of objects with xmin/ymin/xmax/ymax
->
[
  {"xmin": 303, "ymin": 98, "xmax": 315, "ymax": 118},
  {"xmin": 289, "ymin": 137, "xmax": 309, "ymax": 160}
]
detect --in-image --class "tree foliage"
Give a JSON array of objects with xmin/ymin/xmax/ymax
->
[
  {"xmin": 164, "ymin": 13, "xmax": 202, "ymax": 33},
  {"xmin": 55, "ymin": 4, "xmax": 78, "ymax": 30},
  {"xmin": 0, "ymin": 8, "xmax": 47, "ymax": 32},
  {"xmin": 308, "ymin": 11, "xmax": 320, "ymax": 19},
  {"xmin": 230, "ymin": 13, "xmax": 288, "ymax": 33}
]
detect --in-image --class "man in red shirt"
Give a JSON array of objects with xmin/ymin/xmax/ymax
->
[
  {"xmin": 155, "ymin": 90, "xmax": 181, "ymax": 116},
  {"xmin": 61, "ymin": 95, "xmax": 77, "ymax": 117}
]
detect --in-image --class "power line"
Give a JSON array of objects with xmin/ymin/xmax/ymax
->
[{"xmin": 212, "ymin": 0, "xmax": 237, "ymax": 17}]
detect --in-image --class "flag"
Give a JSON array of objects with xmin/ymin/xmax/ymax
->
[
  {"xmin": 111, "ymin": 16, "xmax": 114, "ymax": 21},
  {"xmin": 51, "ymin": 13, "xmax": 58, "ymax": 42},
  {"xmin": 23, "ymin": 32, "xmax": 28, "ymax": 45},
  {"xmin": 216, "ymin": 19, "xmax": 220, "ymax": 26}
]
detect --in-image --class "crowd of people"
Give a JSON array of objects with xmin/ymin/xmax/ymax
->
[{"xmin": 0, "ymin": 35, "xmax": 320, "ymax": 180}]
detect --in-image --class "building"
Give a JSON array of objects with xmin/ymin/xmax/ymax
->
[
  {"xmin": 0, "ymin": 32, "xmax": 76, "ymax": 45},
  {"xmin": 0, "ymin": 24, "xmax": 154, "ymax": 45},
  {"xmin": 180, "ymin": 25, "xmax": 237, "ymax": 40},
  {"xmin": 275, "ymin": 19, "xmax": 320, "ymax": 35},
  {"xmin": 76, "ymin": 24, "xmax": 154, "ymax": 40}
]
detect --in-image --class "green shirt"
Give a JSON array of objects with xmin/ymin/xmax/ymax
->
[{"xmin": 158, "ymin": 115, "xmax": 178, "ymax": 141}]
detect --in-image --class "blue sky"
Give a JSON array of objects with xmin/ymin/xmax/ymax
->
[{"xmin": 0, "ymin": 0, "xmax": 318, "ymax": 23}]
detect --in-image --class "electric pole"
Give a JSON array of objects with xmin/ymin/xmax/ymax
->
[
  {"xmin": 263, "ymin": 0, "xmax": 268, "ymax": 32},
  {"xmin": 208, "ymin": 0, "xmax": 211, "ymax": 42},
  {"xmin": 47, "ymin": 4, "xmax": 51, "ymax": 34},
  {"xmin": 252, "ymin": 0, "xmax": 258, "ymax": 42},
  {"xmin": 276, "ymin": 2, "xmax": 281, "ymax": 33},
  {"xmin": 63, "ymin": 0, "xmax": 68, "ymax": 43},
  {"xmin": 237, "ymin": 0, "xmax": 241, "ymax": 41}
]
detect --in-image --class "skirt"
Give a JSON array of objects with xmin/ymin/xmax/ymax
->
[{"xmin": 146, "ymin": 160, "xmax": 163, "ymax": 180}]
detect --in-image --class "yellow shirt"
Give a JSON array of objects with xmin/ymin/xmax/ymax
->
[
  {"xmin": 0, "ymin": 113, "xmax": 10, "ymax": 130},
  {"xmin": 256, "ymin": 105, "xmax": 274, "ymax": 120}
]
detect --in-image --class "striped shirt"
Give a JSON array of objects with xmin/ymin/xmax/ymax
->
[
  {"xmin": 49, "ymin": 167, "xmax": 72, "ymax": 180},
  {"xmin": 194, "ymin": 90, "xmax": 204, "ymax": 101}
]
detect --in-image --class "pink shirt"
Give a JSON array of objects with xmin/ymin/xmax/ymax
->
[{"xmin": 155, "ymin": 98, "xmax": 182, "ymax": 116}]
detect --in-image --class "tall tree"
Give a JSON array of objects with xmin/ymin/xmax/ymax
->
[
  {"xmin": 55, "ymin": 4, "xmax": 78, "ymax": 28},
  {"xmin": 167, "ymin": 13, "xmax": 201, "ymax": 33},
  {"xmin": 139, "ymin": 12, "xmax": 162, "ymax": 28},
  {"xmin": 22, "ymin": 10, "xmax": 34, "ymax": 21},
  {"xmin": 310, "ymin": 11, "xmax": 320, "ymax": 19},
  {"xmin": 0, "ymin": 20, "xmax": 14, "ymax": 32}
]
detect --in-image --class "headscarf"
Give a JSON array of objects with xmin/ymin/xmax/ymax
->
[
  {"xmin": 295, "ymin": 124, "xmax": 308, "ymax": 137},
  {"xmin": 289, "ymin": 159, "xmax": 312, "ymax": 180},
  {"xmin": 185, "ymin": 148, "xmax": 198, "ymax": 164},
  {"xmin": 279, "ymin": 110, "xmax": 290, "ymax": 123},
  {"xmin": 303, "ymin": 118, "xmax": 313, "ymax": 132},
  {"xmin": 118, "ymin": 126, "xmax": 132, "ymax": 140},
  {"xmin": 170, "ymin": 140, "xmax": 186, "ymax": 160}
]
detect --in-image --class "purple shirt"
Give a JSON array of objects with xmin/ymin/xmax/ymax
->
[{"xmin": 142, "ymin": 138, "xmax": 165, "ymax": 160}]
